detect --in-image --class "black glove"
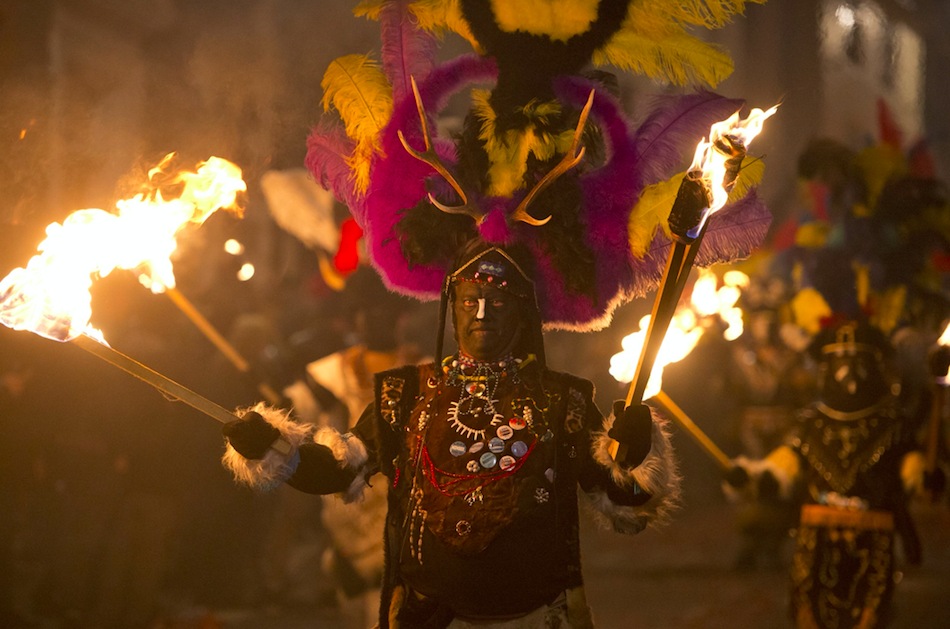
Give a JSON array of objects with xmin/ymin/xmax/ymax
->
[
  {"xmin": 924, "ymin": 467, "xmax": 947, "ymax": 498},
  {"xmin": 724, "ymin": 464, "xmax": 750, "ymax": 489},
  {"xmin": 757, "ymin": 469, "xmax": 780, "ymax": 499},
  {"xmin": 222, "ymin": 411, "xmax": 280, "ymax": 460},
  {"xmin": 928, "ymin": 346, "xmax": 950, "ymax": 379},
  {"xmin": 608, "ymin": 401, "xmax": 653, "ymax": 468}
]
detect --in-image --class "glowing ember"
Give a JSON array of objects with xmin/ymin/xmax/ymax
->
[
  {"xmin": 688, "ymin": 105, "xmax": 778, "ymax": 236},
  {"xmin": 0, "ymin": 154, "xmax": 246, "ymax": 343},
  {"xmin": 224, "ymin": 239, "xmax": 245, "ymax": 255},
  {"xmin": 610, "ymin": 269, "xmax": 749, "ymax": 397}
]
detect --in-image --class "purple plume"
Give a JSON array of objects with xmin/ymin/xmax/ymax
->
[
  {"xmin": 632, "ymin": 91, "xmax": 744, "ymax": 190},
  {"xmin": 304, "ymin": 122, "xmax": 363, "ymax": 220},
  {"xmin": 646, "ymin": 189, "xmax": 772, "ymax": 268},
  {"xmin": 692, "ymin": 189, "xmax": 772, "ymax": 266},
  {"xmin": 380, "ymin": 0, "xmax": 438, "ymax": 105}
]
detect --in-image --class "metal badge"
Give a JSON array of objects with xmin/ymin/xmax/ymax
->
[
  {"xmin": 469, "ymin": 441, "xmax": 485, "ymax": 454},
  {"xmin": 500, "ymin": 455, "xmax": 516, "ymax": 471},
  {"xmin": 496, "ymin": 425, "xmax": 514, "ymax": 440},
  {"xmin": 488, "ymin": 437, "xmax": 505, "ymax": 453},
  {"xmin": 450, "ymin": 441, "xmax": 467, "ymax": 457},
  {"xmin": 511, "ymin": 441, "xmax": 528, "ymax": 457},
  {"xmin": 480, "ymin": 452, "xmax": 498, "ymax": 469}
]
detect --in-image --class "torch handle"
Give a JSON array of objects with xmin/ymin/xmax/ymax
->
[
  {"xmin": 73, "ymin": 333, "xmax": 238, "ymax": 424},
  {"xmin": 654, "ymin": 390, "xmax": 731, "ymax": 471},
  {"xmin": 624, "ymin": 241, "xmax": 689, "ymax": 407}
]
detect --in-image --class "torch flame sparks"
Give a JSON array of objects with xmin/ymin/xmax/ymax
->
[
  {"xmin": 610, "ymin": 269, "xmax": 749, "ymax": 398},
  {"xmin": 688, "ymin": 105, "xmax": 778, "ymax": 235},
  {"xmin": 0, "ymin": 154, "xmax": 246, "ymax": 343}
]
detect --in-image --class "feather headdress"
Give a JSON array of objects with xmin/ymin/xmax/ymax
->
[{"xmin": 308, "ymin": 0, "xmax": 771, "ymax": 331}]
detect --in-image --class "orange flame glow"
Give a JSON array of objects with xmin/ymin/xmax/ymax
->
[
  {"xmin": 0, "ymin": 154, "xmax": 246, "ymax": 343},
  {"xmin": 610, "ymin": 269, "xmax": 749, "ymax": 398},
  {"xmin": 688, "ymin": 105, "xmax": 778, "ymax": 234}
]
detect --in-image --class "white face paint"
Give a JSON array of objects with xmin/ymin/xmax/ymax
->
[{"xmin": 476, "ymin": 298, "xmax": 486, "ymax": 319}]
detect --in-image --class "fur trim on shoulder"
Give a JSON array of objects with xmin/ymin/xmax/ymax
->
[
  {"xmin": 588, "ymin": 407, "xmax": 681, "ymax": 534},
  {"xmin": 222, "ymin": 403, "xmax": 314, "ymax": 491},
  {"xmin": 313, "ymin": 426, "xmax": 372, "ymax": 503}
]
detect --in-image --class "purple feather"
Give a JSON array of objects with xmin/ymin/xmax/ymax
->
[
  {"xmin": 380, "ymin": 0, "xmax": 438, "ymax": 105},
  {"xmin": 646, "ymin": 189, "xmax": 772, "ymax": 268},
  {"xmin": 692, "ymin": 189, "xmax": 772, "ymax": 266},
  {"xmin": 304, "ymin": 123, "xmax": 363, "ymax": 220},
  {"xmin": 632, "ymin": 91, "xmax": 745, "ymax": 190}
]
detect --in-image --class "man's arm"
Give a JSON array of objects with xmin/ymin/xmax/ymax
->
[{"xmin": 221, "ymin": 402, "xmax": 377, "ymax": 501}]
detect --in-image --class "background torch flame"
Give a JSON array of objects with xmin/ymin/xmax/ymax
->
[
  {"xmin": 0, "ymin": 154, "xmax": 246, "ymax": 343},
  {"xmin": 937, "ymin": 321, "xmax": 950, "ymax": 384},
  {"xmin": 610, "ymin": 269, "xmax": 749, "ymax": 398},
  {"xmin": 688, "ymin": 105, "xmax": 778, "ymax": 235}
]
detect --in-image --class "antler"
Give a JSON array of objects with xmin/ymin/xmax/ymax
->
[
  {"xmin": 398, "ymin": 77, "xmax": 485, "ymax": 223},
  {"xmin": 510, "ymin": 89, "xmax": 595, "ymax": 227}
]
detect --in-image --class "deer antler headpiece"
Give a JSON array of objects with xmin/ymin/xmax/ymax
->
[{"xmin": 307, "ymin": 0, "xmax": 771, "ymax": 331}]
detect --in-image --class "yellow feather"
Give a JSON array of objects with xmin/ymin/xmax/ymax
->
[
  {"xmin": 628, "ymin": 172, "xmax": 685, "ymax": 258},
  {"xmin": 791, "ymin": 287, "xmax": 831, "ymax": 335},
  {"xmin": 472, "ymin": 90, "xmax": 573, "ymax": 197},
  {"xmin": 594, "ymin": 30, "xmax": 734, "ymax": 87},
  {"xmin": 409, "ymin": 0, "xmax": 482, "ymax": 52},
  {"xmin": 594, "ymin": 0, "xmax": 766, "ymax": 87},
  {"xmin": 353, "ymin": 0, "xmax": 385, "ymax": 20},
  {"xmin": 321, "ymin": 54, "xmax": 394, "ymax": 193},
  {"xmin": 856, "ymin": 143, "xmax": 906, "ymax": 210},
  {"xmin": 489, "ymin": 0, "xmax": 600, "ymax": 42},
  {"xmin": 727, "ymin": 156, "xmax": 765, "ymax": 203}
]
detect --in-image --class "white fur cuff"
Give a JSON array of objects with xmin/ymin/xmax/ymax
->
[
  {"xmin": 221, "ymin": 403, "xmax": 313, "ymax": 491},
  {"xmin": 313, "ymin": 426, "xmax": 371, "ymax": 503},
  {"xmin": 588, "ymin": 407, "xmax": 682, "ymax": 534},
  {"xmin": 723, "ymin": 453, "xmax": 796, "ymax": 502}
]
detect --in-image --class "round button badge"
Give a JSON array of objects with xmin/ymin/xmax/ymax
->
[
  {"xmin": 488, "ymin": 437, "xmax": 505, "ymax": 454},
  {"xmin": 449, "ymin": 441, "xmax": 467, "ymax": 457},
  {"xmin": 511, "ymin": 441, "xmax": 528, "ymax": 457},
  {"xmin": 499, "ymin": 455, "xmax": 516, "ymax": 471},
  {"xmin": 479, "ymin": 452, "xmax": 498, "ymax": 469},
  {"xmin": 496, "ymin": 425, "xmax": 514, "ymax": 440}
]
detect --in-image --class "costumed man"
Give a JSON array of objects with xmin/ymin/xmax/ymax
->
[
  {"xmin": 725, "ymin": 320, "xmax": 944, "ymax": 629},
  {"xmin": 221, "ymin": 0, "xmax": 773, "ymax": 626},
  {"xmin": 221, "ymin": 240, "xmax": 676, "ymax": 628}
]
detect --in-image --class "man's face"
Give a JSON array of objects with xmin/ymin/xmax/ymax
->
[{"xmin": 453, "ymin": 281, "xmax": 523, "ymax": 361}]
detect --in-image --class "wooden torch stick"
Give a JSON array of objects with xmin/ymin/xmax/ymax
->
[
  {"xmin": 654, "ymin": 390, "xmax": 731, "ymax": 471},
  {"xmin": 164, "ymin": 286, "xmax": 283, "ymax": 406},
  {"xmin": 71, "ymin": 334, "xmax": 292, "ymax": 454},
  {"xmin": 73, "ymin": 333, "xmax": 238, "ymax": 424}
]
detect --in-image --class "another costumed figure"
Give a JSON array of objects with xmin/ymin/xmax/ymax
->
[
  {"xmin": 726, "ymin": 320, "xmax": 943, "ymax": 629},
  {"xmin": 220, "ymin": 0, "xmax": 772, "ymax": 626}
]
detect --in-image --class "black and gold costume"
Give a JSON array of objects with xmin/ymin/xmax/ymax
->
[{"xmin": 783, "ymin": 401, "xmax": 919, "ymax": 629}]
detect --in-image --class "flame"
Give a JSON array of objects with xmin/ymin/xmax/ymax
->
[
  {"xmin": 610, "ymin": 269, "xmax": 749, "ymax": 397},
  {"xmin": 0, "ymin": 154, "xmax": 246, "ymax": 343},
  {"xmin": 688, "ymin": 105, "xmax": 778, "ymax": 235}
]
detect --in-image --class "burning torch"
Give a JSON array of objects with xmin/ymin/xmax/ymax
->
[
  {"xmin": 610, "ymin": 106, "xmax": 777, "ymax": 464},
  {"xmin": 0, "ymin": 155, "xmax": 289, "ymax": 452},
  {"xmin": 610, "ymin": 270, "xmax": 749, "ymax": 470}
]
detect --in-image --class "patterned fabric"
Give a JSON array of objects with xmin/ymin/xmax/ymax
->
[{"xmin": 791, "ymin": 505, "xmax": 894, "ymax": 629}]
